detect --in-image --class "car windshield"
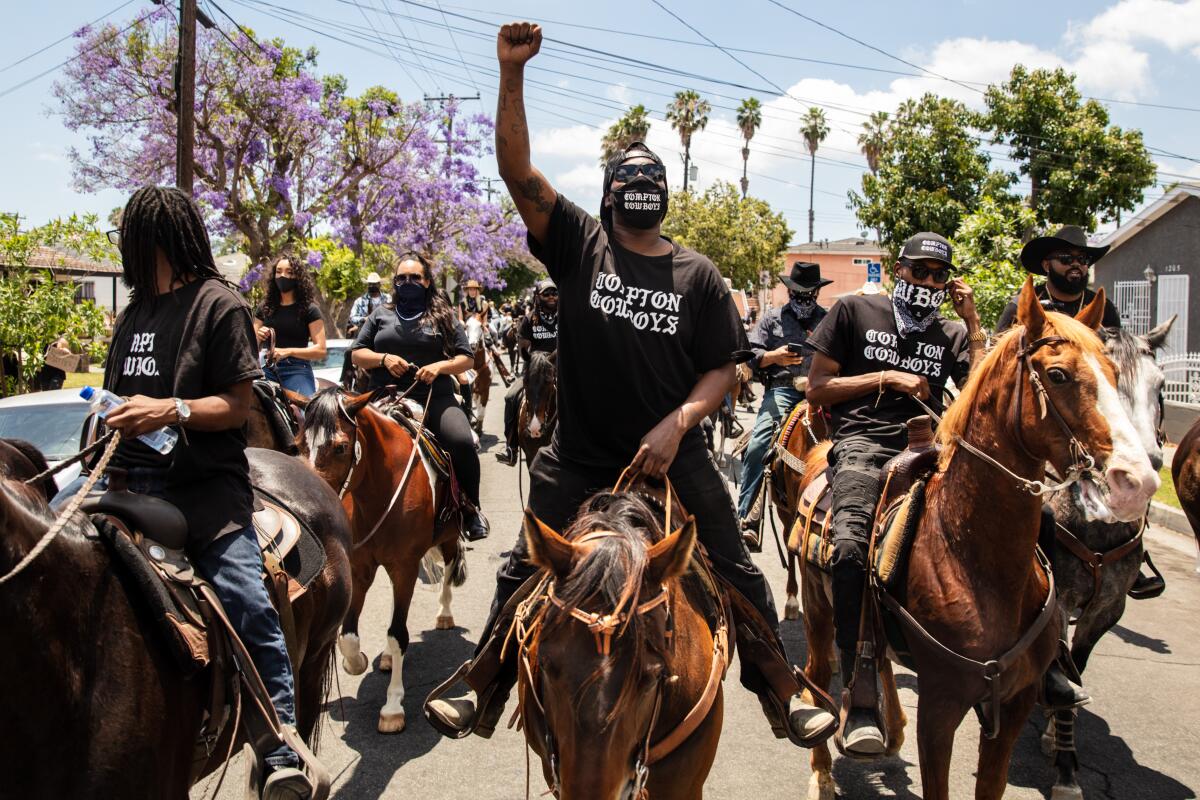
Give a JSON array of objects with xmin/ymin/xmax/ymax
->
[
  {"xmin": 314, "ymin": 346, "xmax": 347, "ymax": 370},
  {"xmin": 0, "ymin": 402, "xmax": 90, "ymax": 461}
]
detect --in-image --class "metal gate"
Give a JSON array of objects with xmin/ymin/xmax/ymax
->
[
  {"xmin": 1113, "ymin": 280, "xmax": 1151, "ymax": 334},
  {"xmin": 1156, "ymin": 274, "xmax": 1189, "ymax": 356},
  {"xmin": 1160, "ymin": 353, "xmax": 1200, "ymax": 407}
]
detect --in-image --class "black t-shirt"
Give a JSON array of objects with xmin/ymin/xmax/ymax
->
[
  {"xmin": 255, "ymin": 302, "xmax": 322, "ymax": 349},
  {"xmin": 460, "ymin": 296, "xmax": 490, "ymax": 320},
  {"xmin": 805, "ymin": 293, "xmax": 970, "ymax": 450},
  {"xmin": 105, "ymin": 279, "xmax": 261, "ymax": 548},
  {"xmin": 519, "ymin": 312, "xmax": 558, "ymax": 354},
  {"xmin": 351, "ymin": 305, "xmax": 473, "ymax": 400},
  {"xmin": 527, "ymin": 194, "xmax": 748, "ymax": 468},
  {"xmin": 994, "ymin": 284, "xmax": 1121, "ymax": 333}
]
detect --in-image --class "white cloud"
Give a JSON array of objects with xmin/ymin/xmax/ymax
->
[
  {"xmin": 531, "ymin": 124, "xmax": 605, "ymax": 160},
  {"xmin": 606, "ymin": 83, "xmax": 632, "ymax": 104},
  {"xmin": 1080, "ymin": 0, "xmax": 1200, "ymax": 56}
]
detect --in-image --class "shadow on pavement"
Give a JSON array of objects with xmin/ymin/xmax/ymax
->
[
  {"xmin": 1110, "ymin": 623, "xmax": 1171, "ymax": 654},
  {"xmin": 832, "ymin": 755, "xmax": 920, "ymax": 799},
  {"xmin": 325, "ymin": 627, "xmax": 477, "ymax": 798}
]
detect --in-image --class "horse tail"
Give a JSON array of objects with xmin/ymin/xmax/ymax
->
[{"xmin": 447, "ymin": 544, "xmax": 468, "ymax": 588}]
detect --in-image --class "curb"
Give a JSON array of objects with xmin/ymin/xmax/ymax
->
[{"xmin": 1150, "ymin": 501, "xmax": 1193, "ymax": 538}]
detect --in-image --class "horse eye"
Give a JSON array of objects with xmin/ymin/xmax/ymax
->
[
  {"xmin": 1046, "ymin": 367, "xmax": 1071, "ymax": 385},
  {"xmin": 334, "ymin": 443, "xmax": 350, "ymax": 455}
]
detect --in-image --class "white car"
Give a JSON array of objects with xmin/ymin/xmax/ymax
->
[
  {"xmin": 312, "ymin": 338, "xmax": 353, "ymax": 387},
  {"xmin": 0, "ymin": 388, "xmax": 92, "ymax": 491}
]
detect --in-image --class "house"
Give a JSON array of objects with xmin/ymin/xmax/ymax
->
[
  {"xmin": 2, "ymin": 245, "xmax": 127, "ymax": 318},
  {"xmin": 768, "ymin": 237, "xmax": 884, "ymax": 308}
]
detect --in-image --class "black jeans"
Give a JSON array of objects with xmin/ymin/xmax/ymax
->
[
  {"xmin": 502, "ymin": 377, "xmax": 523, "ymax": 450},
  {"xmin": 424, "ymin": 391, "xmax": 482, "ymax": 507},
  {"xmin": 827, "ymin": 436, "xmax": 899, "ymax": 652},
  {"xmin": 476, "ymin": 443, "xmax": 780, "ymax": 687}
]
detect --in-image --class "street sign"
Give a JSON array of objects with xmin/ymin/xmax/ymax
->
[{"xmin": 867, "ymin": 262, "xmax": 882, "ymax": 283}]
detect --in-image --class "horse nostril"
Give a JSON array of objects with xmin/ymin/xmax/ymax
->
[
  {"xmin": 1106, "ymin": 466, "xmax": 1143, "ymax": 499},
  {"xmin": 1149, "ymin": 452, "xmax": 1164, "ymax": 472}
]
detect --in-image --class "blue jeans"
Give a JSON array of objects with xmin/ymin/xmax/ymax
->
[
  {"xmin": 52, "ymin": 469, "xmax": 299, "ymax": 767},
  {"xmin": 265, "ymin": 357, "xmax": 316, "ymax": 397},
  {"xmin": 736, "ymin": 385, "xmax": 804, "ymax": 520}
]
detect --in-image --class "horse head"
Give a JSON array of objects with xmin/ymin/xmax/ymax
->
[
  {"xmin": 521, "ymin": 493, "xmax": 696, "ymax": 800},
  {"xmin": 523, "ymin": 351, "xmax": 557, "ymax": 440},
  {"xmin": 465, "ymin": 315, "xmax": 484, "ymax": 349},
  {"xmin": 296, "ymin": 386, "xmax": 371, "ymax": 495},
  {"xmin": 939, "ymin": 279, "xmax": 1158, "ymax": 523},
  {"xmin": 1094, "ymin": 316, "xmax": 1175, "ymax": 472}
]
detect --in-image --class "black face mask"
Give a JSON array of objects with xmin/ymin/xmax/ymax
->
[
  {"xmin": 1047, "ymin": 267, "xmax": 1087, "ymax": 295},
  {"xmin": 611, "ymin": 178, "xmax": 667, "ymax": 229},
  {"xmin": 393, "ymin": 281, "xmax": 428, "ymax": 317},
  {"xmin": 275, "ymin": 276, "xmax": 297, "ymax": 294},
  {"xmin": 368, "ymin": 284, "xmax": 381, "ymax": 296}
]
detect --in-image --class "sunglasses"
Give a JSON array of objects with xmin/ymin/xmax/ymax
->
[
  {"xmin": 540, "ymin": 289, "xmax": 559, "ymax": 298},
  {"xmin": 900, "ymin": 259, "xmax": 953, "ymax": 284},
  {"xmin": 106, "ymin": 229, "xmax": 121, "ymax": 247},
  {"xmin": 393, "ymin": 273, "xmax": 426, "ymax": 285},
  {"xmin": 1050, "ymin": 253, "xmax": 1092, "ymax": 268},
  {"xmin": 613, "ymin": 163, "xmax": 666, "ymax": 183}
]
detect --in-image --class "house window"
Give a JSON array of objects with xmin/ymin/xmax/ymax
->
[{"xmin": 74, "ymin": 281, "xmax": 95, "ymax": 303}]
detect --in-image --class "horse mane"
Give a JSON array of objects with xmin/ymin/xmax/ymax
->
[
  {"xmin": 302, "ymin": 386, "xmax": 343, "ymax": 454},
  {"xmin": 936, "ymin": 312, "xmax": 1106, "ymax": 467},
  {"xmin": 526, "ymin": 351, "xmax": 555, "ymax": 411},
  {"xmin": 549, "ymin": 491, "xmax": 667, "ymax": 727},
  {"xmin": 1100, "ymin": 326, "xmax": 1150, "ymax": 400},
  {"xmin": 0, "ymin": 438, "xmax": 57, "ymax": 503}
]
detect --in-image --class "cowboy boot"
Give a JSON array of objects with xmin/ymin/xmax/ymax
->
[
  {"xmin": 1043, "ymin": 663, "xmax": 1090, "ymax": 710},
  {"xmin": 461, "ymin": 506, "xmax": 490, "ymax": 541},
  {"xmin": 838, "ymin": 648, "xmax": 885, "ymax": 757}
]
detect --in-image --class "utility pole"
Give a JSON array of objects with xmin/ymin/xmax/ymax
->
[
  {"xmin": 424, "ymin": 93, "xmax": 481, "ymax": 161},
  {"xmin": 482, "ymin": 177, "xmax": 501, "ymax": 203},
  {"xmin": 156, "ymin": 0, "xmax": 213, "ymax": 194}
]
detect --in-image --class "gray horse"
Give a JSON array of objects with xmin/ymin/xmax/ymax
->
[{"xmin": 1041, "ymin": 317, "xmax": 1175, "ymax": 800}]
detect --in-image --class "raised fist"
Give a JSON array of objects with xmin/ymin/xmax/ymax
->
[{"xmin": 497, "ymin": 22, "xmax": 542, "ymax": 66}]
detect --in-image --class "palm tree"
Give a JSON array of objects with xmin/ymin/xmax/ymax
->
[
  {"xmin": 857, "ymin": 111, "xmax": 889, "ymax": 174},
  {"xmin": 599, "ymin": 104, "xmax": 652, "ymax": 164},
  {"xmin": 666, "ymin": 89, "xmax": 711, "ymax": 191},
  {"xmin": 736, "ymin": 97, "xmax": 762, "ymax": 198},
  {"xmin": 799, "ymin": 106, "xmax": 829, "ymax": 242}
]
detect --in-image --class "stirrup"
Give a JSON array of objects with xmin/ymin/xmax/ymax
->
[
  {"xmin": 1127, "ymin": 552, "xmax": 1166, "ymax": 600},
  {"xmin": 423, "ymin": 661, "xmax": 502, "ymax": 740}
]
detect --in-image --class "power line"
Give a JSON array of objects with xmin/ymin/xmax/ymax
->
[
  {"xmin": 0, "ymin": 13, "xmax": 151, "ymax": 100},
  {"xmin": 434, "ymin": 0, "xmax": 479, "ymax": 93},
  {"xmin": 205, "ymin": 0, "xmax": 268, "ymax": 52},
  {"xmin": 349, "ymin": 0, "xmax": 427, "ymax": 93},
  {"xmin": 380, "ymin": 0, "xmax": 436, "ymax": 89},
  {"xmin": 0, "ymin": 0, "xmax": 136, "ymax": 74}
]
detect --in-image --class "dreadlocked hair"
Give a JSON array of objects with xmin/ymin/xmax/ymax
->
[
  {"xmin": 119, "ymin": 185, "xmax": 223, "ymax": 304},
  {"xmin": 394, "ymin": 252, "xmax": 459, "ymax": 357},
  {"xmin": 259, "ymin": 251, "xmax": 317, "ymax": 321}
]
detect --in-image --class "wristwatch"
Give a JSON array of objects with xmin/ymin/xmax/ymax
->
[
  {"xmin": 968, "ymin": 329, "xmax": 989, "ymax": 345},
  {"xmin": 172, "ymin": 397, "xmax": 192, "ymax": 425}
]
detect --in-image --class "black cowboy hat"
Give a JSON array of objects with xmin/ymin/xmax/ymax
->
[
  {"xmin": 1020, "ymin": 225, "xmax": 1109, "ymax": 275},
  {"xmin": 780, "ymin": 261, "xmax": 834, "ymax": 292}
]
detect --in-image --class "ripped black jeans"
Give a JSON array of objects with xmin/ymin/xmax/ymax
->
[{"xmin": 827, "ymin": 436, "xmax": 900, "ymax": 652}]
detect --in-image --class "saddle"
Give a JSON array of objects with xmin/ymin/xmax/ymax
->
[
  {"xmin": 251, "ymin": 379, "xmax": 301, "ymax": 455},
  {"xmin": 379, "ymin": 399, "xmax": 464, "ymax": 525}
]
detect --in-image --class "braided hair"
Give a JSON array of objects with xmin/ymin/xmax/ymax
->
[
  {"xmin": 119, "ymin": 185, "xmax": 223, "ymax": 304},
  {"xmin": 259, "ymin": 251, "xmax": 317, "ymax": 320},
  {"xmin": 394, "ymin": 252, "xmax": 459, "ymax": 356}
]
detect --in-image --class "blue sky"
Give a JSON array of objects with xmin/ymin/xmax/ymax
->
[{"xmin": 2, "ymin": 0, "xmax": 1198, "ymax": 245}]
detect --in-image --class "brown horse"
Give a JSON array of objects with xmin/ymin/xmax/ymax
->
[
  {"xmin": 798, "ymin": 283, "xmax": 1158, "ymax": 800},
  {"xmin": 0, "ymin": 442, "xmax": 352, "ymax": 799},
  {"xmin": 517, "ymin": 490, "xmax": 725, "ymax": 800},
  {"xmin": 297, "ymin": 387, "xmax": 466, "ymax": 734},
  {"xmin": 465, "ymin": 315, "xmax": 493, "ymax": 434},
  {"xmin": 518, "ymin": 350, "xmax": 557, "ymax": 464},
  {"xmin": 1172, "ymin": 415, "xmax": 1200, "ymax": 551}
]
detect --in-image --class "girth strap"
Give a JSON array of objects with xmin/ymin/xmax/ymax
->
[{"xmin": 1054, "ymin": 518, "xmax": 1145, "ymax": 608}]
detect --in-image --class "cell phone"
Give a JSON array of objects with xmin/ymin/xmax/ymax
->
[{"xmin": 787, "ymin": 343, "xmax": 804, "ymax": 355}]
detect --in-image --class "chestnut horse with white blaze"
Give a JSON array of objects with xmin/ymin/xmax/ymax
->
[{"xmin": 798, "ymin": 281, "xmax": 1157, "ymax": 800}]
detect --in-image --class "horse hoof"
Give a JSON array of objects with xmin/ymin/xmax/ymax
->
[
  {"xmin": 377, "ymin": 711, "xmax": 406, "ymax": 734},
  {"xmin": 342, "ymin": 651, "xmax": 368, "ymax": 676},
  {"xmin": 436, "ymin": 615, "xmax": 455, "ymax": 630},
  {"xmin": 379, "ymin": 653, "xmax": 392, "ymax": 672},
  {"xmin": 1051, "ymin": 785, "xmax": 1083, "ymax": 800},
  {"xmin": 807, "ymin": 772, "xmax": 835, "ymax": 800},
  {"xmin": 784, "ymin": 596, "xmax": 801, "ymax": 620}
]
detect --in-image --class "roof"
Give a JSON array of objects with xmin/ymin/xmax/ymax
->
[
  {"xmin": 1097, "ymin": 183, "xmax": 1200, "ymax": 252},
  {"xmin": 788, "ymin": 237, "xmax": 883, "ymax": 255},
  {"xmin": 5, "ymin": 245, "xmax": 123, "ymax": 276}
]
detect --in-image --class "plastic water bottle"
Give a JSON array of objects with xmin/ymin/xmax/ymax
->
[{"xmin": 79, "ymin": 387, "xmax": 179, "ymax": 455}]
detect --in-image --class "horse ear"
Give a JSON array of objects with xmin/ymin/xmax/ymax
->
[
  {"xmin": 523, "ymin": 509, "xmax": 575, "ymax": 577},
  {"xmin": 646, "ymin": 516, "xmax": 697, "ymax": 585},
  {"xmin": 1145, "ymin": 314, "xmax": 1177, "ymax": 351},
  {"xmin": 1075, "ymin": 286, "xmax": 1106, "ymax": 330},
  {"xmin": 283, "ymin": 388, "xmax": 309, "ymax": 409},
  {"xmin": 343, "ymin": 390, "xmax": 374, "ymax": 417},
  {"xmin": 1015, "ymin": 277, "xmax": 1046, "ymax": 339}
]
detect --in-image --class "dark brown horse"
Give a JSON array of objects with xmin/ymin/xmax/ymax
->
[
  {"xmin": 297, "ymin": 387, "xmax": 465, "ymax": 733},
  {"xmin": 517, "ymin": 490, "xmax": 725, "ymax": 800},
  {"xmin": 1172, "ymin": 415, "xmax": 1200, "ymax": 551},
  {"xmin": 0, "ymin": 442, "xmax": 352, "ymax": 799},
  {"xmin": 244, "ymin": 379, "xmax": 336, "ymax": 453},
  {"xmin": 518, "ymin": 350, "xmax": 557, "ymax": 464},
  {"xmin": 798, "ymin": 284, "xmax": 1158, "ymax": 800}
]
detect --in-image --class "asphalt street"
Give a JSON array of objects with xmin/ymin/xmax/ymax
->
[{"xmin": 196, "ymin": 378, "xmax": 1200, "ymax": 800}]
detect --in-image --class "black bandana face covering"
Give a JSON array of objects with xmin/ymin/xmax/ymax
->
[
  {"xmin": 789, "ymin": 292, "xmax": 818, "ymax": 319},
  {"xmin": 611, "ymin": 178, "xmax": 667, "ymax": 229},
  {"xmin": 892, "ymin": 277, "xmax": 946, "ymax": 336}
]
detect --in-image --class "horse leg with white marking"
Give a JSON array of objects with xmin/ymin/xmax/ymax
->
[
  {"xmin": 435, "ymin": 538, "xmax": 465, "ymax": 630},
  {"xmin": 377, "ymin": 558, "xmax": 419, "ymax": 733},
  {"xmin": 338, "ymin": 554, "xmax": 377, "ymax": 676}
]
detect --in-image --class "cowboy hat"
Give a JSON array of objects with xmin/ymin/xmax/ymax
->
[
  {"xmin": 780, "ymin": 261, "xmax": 834, "ymax": 292},
  {"xmin": 365, "ymin": 271, "xmax": 382, "ymax": 284},
  {"xmin": 1020, "ymin": 225, "xmax": 1109, "ymax": 275},
  {"xmin": 463, "ymin": 279, "xmax": 483, "ymax": 289}
]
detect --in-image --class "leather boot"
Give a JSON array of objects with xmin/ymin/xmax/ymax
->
[
  {"xmin": 461, "ymin": 506, "xmax": 490, "ymax": 541},
  {"xmin": 838, "ymin": 648, "xmax": 885, "ymax": 757},
  {"xmin": 740, "ymin": 517, "xmax": 763, "ymax": 553},
  {"xmin": 425, "ymin": 685, "xmax": 508, "ymax": 739},
  {"xmin": 1043, "ymin": 663, "xmax": 1090, "ymax": 710},
  {"xmin": 494, "ymin": 446, "xmax": 518, "ymax": 466}
]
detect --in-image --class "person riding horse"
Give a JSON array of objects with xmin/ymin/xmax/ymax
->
[
  {"xmin": 55, "ymin": 186, "xmax": 316, "ymax": 800},
  {"xmin": 803, "ymin": 231, "xmax": 989, "ymax": 756},
  {"xmin": 348, "ymin": 271, "xmax": 391, "ymax": 335},
  {"xmin": 349, "ymin": 253, "xmax": 491, "ymax": 542},
  {"xmin": 737, "ymin": 261, "xmax": 832, "ymax": 549},
  {"xmin": 424, "ymin": 20, "xmax": 835, "ymax": 748},
  {"xmin": 496, "ymin": 277, "xmax": 558, "ymax": 466},
  {"xmin": 995, "ymin": 225, "xmax": 1165, "ymax": 600}
]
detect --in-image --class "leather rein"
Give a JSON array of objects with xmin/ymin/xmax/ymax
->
[{"xmin": 510, "ymin": 480, "xmax": 729, "ymax": 799}]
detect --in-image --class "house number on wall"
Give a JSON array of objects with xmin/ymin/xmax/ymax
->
[{"xmin": 1162, "ymin": 263, "xmax": 1182, "ymax": 273}]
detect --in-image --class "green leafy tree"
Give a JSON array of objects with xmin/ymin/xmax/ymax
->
[
  {"xmin": 666, "ymin": 90, "xmax": 711, "ymax": 191},
  {"xmin": 857, "ymin": 111, "xmax": 889, "ymax": 174},
  {"xmin": 0, "ymin": 213, "xmax": 112, "ymax": 394},
  {"xmin": 600, "ymin": 104, "xmax": 652, "ymax": 164},
  {"xmin": 952, "ymin": 196, "xmax": 1038, "ymax": 329},
  {"xmin": 736, "ymin": 97, "xmax": 763, "ymax": 198},
  {"xmin": 662, "ymin": 181, "xmax": 792, "ymax": 289},
  {"xmin": 851, "ymin": 93, "xmax": 1014, "ymax": 259},
  {"xmin": 983, "ymin": 66, "xmax": 1156, "ymax": 228},
  {"xmin": 799, "ymin": 107, "xmax": 829, "ymax": 242}
]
